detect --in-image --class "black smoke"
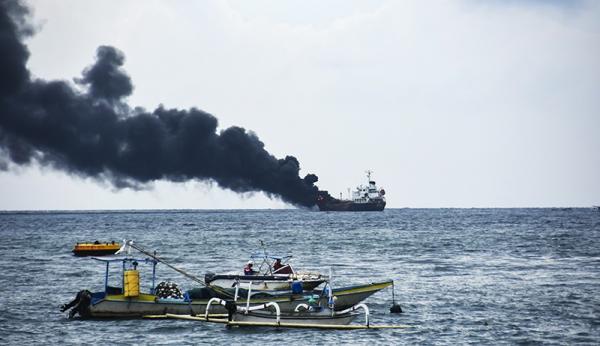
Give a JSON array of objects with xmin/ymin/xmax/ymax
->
[{"xmin": 0, "ymin": 0, "xmax": 318, "ymax": 207}]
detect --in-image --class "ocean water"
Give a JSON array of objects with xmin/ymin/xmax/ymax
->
[{"xmin": 0, "ymin": 208, "xmax": 599, "ymax": 345}]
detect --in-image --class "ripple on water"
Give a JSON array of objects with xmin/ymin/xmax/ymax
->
[{"xmin": 0, "ymin": 208, "xmax": 599, "ymax": 344}]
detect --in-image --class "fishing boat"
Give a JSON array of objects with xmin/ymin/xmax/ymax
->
[
  {"xmin": 60, "ymin": 252, "xmax": 394, "ymax": 318},
  {"xmin": 72, "ymin": 241, "xmax": 120, "ymax": 256},
  {"xmin": 317, "ymin": 170, "xmax": 386, "ymax": 212},
  {"xmin": 148, "ymin": 279, "xmax": 406, "ymax": 330},
  {"xmin": 205, "ymin": 253, "xmax": 325, "ymax": 292}
]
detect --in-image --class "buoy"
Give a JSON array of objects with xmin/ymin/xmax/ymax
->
[
  {"xmin": 390, "ymin": 304, "xmax": 403, "ymax": 313},
  {"xmin": 389, "ymin": 281, "xmax": 403, "ymax": 314}
]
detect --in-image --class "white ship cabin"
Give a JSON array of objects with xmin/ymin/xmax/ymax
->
[{"xmin": 350, "ymin": 171, "xmax": 386, "ymax": 203}]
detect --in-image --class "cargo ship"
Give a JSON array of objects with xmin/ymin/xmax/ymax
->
[{"xmin": 316, "ymin": 171, "xmax": 386, "ymax": 211}]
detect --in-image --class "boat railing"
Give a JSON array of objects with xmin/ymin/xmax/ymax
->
[
  {"xmin": 204, "ymin": 297, "xmax": 282, "ymax": 324},
  {"xmin": 233, "ymin": 278, "xmax": 240, "ymax": 301},
  {"xmin": 337, "ymin": 303, "xmax": 370, "ymax": 327},
  {"xmin": 244, "ymin": 302, "xmax": 281, "ymax": 324},
  {"xmin": 205, "ymin": 297, "xmax": 227, "ymax": 320},
  {"xmin": 245, "ymin": 281, "xmax": 253, "ymax": 312},
  {"xmin": 232, "ymin": 279, "xmax": 261, "ymax": 312},
  {"xmin": 230, "ymin": 280, "xmax": 254, "ymax": 313},
  {"xmin": 294, "ymin": 303, "xmax": 309, "ymax": 312}
]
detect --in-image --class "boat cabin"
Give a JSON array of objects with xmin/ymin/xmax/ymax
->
[{"xmin": 89, "ymin": 257, "xmax": 159, "ymax": 303}]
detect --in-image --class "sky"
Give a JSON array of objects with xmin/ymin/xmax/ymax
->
[{"xmin": 0, "ymin": 0, "xmax": 599, "ymax": 210}]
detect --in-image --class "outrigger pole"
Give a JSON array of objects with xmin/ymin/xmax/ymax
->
[
  {"xmin": 148, "ymin": 313, "xmax": 412, "ymax": 330},
  {"xmin": 119, "ymin": 240, "xmax": 207, "ymax": 286},
  {"xmin": 119, "ymin": 240, "xmax": 233, "ymax": 298}
]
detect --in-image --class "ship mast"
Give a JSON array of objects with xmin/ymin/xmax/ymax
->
[{"xmin": 365, "ymin": 170, "xmax": 373, "ymax": 182}]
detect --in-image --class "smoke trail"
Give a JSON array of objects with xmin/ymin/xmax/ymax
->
[{"xmin": 0, "ymin": 0, "xmax": 319, "ymax": 207}]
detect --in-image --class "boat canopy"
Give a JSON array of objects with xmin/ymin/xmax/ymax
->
[
  {"xmin": 91, "ymin": 256, "xmax": 157, "ymax": 264},
  {"xmin": 91, "ymin": 256, "xmax": 159, "ymax": 295},
  {"xmin": 249, "ymin": 253, "xmax": 292, "ymax": 261}
]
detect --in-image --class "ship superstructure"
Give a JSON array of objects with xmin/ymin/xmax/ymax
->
[{"xmin": 316, "ymin": 171, "xmax": 386, "ymax": 212}]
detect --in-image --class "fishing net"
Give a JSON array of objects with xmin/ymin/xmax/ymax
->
[{"xmin": 155, "ymin": 281, "xmax": 184, "ymax": 299}]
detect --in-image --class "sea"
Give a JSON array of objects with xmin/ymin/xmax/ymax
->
[{"xmin": 0, "ymin": 208, "xmax": 599, "ymax": 345}]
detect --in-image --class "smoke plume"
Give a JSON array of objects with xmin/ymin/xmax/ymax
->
[{"xmin": 0, "ymin": 0, "xmax": 319, "ymax": 207}]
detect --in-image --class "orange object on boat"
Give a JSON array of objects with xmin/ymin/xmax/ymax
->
[{"xmin": 72, "ymin": 241, "xmax": 120, "ymax": 256}]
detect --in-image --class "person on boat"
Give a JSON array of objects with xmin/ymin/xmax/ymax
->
[
  {"xmin": 273, "ymin": 258, "xmax": 283, "ymax": 272},
  {"xmin": 243, "ymin": 260, "xmax": 256, "ymax": 275},
  {"xmin": 272, "ymin": 258, "xmax": 292, "ymax": 274}
]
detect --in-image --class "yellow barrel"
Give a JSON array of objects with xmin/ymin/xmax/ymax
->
[{"xmin": 124, "ymin": 270, "xmax": 140, "ymax": 297}]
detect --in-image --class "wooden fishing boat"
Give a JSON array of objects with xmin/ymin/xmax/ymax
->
[
  {"xmin": 85, "ymin": 281, "xmax": 392, "ymax": 318},
  {"xmin": 206, "ymin": 253, "xmax": 324, "ymax": 292},
  {"xmin": 72, "ymin": 241, "xmax": 120, "ymax": 256},
  {"xmin": 61, "ymin": 256, "xmax": 393, "ymax": 318}
]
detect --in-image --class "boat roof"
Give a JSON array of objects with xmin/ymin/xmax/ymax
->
[
  {"xmin": 249, "ymin": 253, "xmax": 292, "ymax": 260},
  {"xmin": 91, "ymin": 256, "xmax": 157, "ymax": 264}
]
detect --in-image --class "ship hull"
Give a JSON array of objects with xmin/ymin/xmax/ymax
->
[{"xmin": 317, "ymin": 200, "xmax": 386, "ymax": 212}]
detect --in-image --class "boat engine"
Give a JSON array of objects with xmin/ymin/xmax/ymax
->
[{"xmin": 60, "ymin": 290, "xmax": 92, "ymax": 318}]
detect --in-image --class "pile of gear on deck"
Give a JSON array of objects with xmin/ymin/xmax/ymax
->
[{"xmin": 155, "ymin": 281, "xmax": 183, "ymax": 299}]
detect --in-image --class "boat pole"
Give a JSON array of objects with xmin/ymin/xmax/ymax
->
[
  {"xmin": 389, "ymin": 281, "xmax": 402, "ymax": 313},
  {"xmin": 123, "ymin": 240, "xmax": 235, "ymax": 298},
  {"xmin": 151, "ymin": 252, "xmax": 157, "ymax": 294},
  {"xmin": 104, "ymin": 261, "xmax": 109, "ymax": 294},
  {"xmin": 127, "ymin": 241, "xmax": 206, "ymax": 286}
]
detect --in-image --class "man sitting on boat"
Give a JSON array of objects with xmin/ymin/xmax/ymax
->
[
  {"xmin": 273, "ymin": 258, "xmax": 283, "ymax": 272},
  {"xmin": 272, "ymin": 258, "xmax": 293, "ymax": 274},
  {"xmin": 243, "ymin": 260, "xmax": 256, "ymax": 275}
]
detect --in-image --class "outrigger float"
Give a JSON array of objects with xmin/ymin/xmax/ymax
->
[
  {"xmin": 146, "ymin": 313, "xmax": 411, "ymax": 330},
  {"xmin": 62, "ymin": 241, "xmax": 402, "ymax": 327}
]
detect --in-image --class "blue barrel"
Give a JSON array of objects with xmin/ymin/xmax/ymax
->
[{"xmin": 291, "ymin": 281, "xmax": 303, "ymax": 294}]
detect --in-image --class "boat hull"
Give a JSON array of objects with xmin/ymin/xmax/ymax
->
[
  {"xmin": 84, "ymin": 280, "xmax": 392, "ymax": 318},
  {"xmin": 207, "ymin": 275, "xmax": 324, "ymax": 291},
  {"xmin": 232, "ymin": 310, "xmax": 358, "ymax": 326},
  {"xmin": 73, "ymin": 249, "xmax": 119, "ymax": 257},
  {"xmin": 72, "ymin": 243, "xmax": 120, "ymax": 256},
  {"xmin": 317, "ymin": 199, "xmax": 386, "ymax": 212},
  {"xmin": 88, "ymin": 294, "xmax": 210, "ymax": 318}
]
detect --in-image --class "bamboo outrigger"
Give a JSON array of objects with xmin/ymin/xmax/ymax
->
[{"xmin": 146, "ymin": 313, "xmax": 412, "ymax": 330}]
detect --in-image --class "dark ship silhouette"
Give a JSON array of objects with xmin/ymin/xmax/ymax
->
[{"xmin": 317, "ymin": 171, "xmax": 386, "ymax": 211}]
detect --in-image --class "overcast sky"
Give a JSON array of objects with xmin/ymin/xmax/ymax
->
[{"xmin": 1, "ymin": 0, "xmax": 599, "ymax": 210}]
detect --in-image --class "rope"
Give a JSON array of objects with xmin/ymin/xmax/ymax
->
[
  {"xmin": 129, "ymin": 242, "xmax": 206, "ymax": 285},
  {"xmin": 128, "ymin": 242, "xmax": 234, "ymax": 298}
]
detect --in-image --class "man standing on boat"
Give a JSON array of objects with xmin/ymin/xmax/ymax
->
[{"xmin": 244, "ymin": 260, "xmax": 256, "ymax": 275}]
